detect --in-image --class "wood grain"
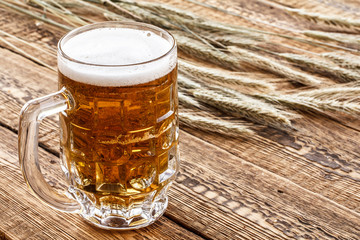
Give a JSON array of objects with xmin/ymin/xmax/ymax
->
[
  {"xmin": 1, "ymin": 42, "xmax": 360, "ymax": 239},
  {"xmin": 1, "ymin": 0, "xmax": 360, "ymax": 239},
  {"xmin": 181, "ymin": 114, "xmax": 360, "ymax": 212},
  {"xmin": 0, "ymin": 125, "xmax": 203, "ymax": 240}
]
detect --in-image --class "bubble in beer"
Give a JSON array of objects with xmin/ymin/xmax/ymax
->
[{"xmin": 58, "ymin": 27, "xmax": 177, "ymax": 87}]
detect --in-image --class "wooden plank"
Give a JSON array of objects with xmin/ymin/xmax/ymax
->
[
  {"xmin": 176, "ymin": 131, "xmax": 360, "ymax": 238},
  {"xmin": 1, "ymin": 2, "xmax": 360, "ymax": 239},
  {"xmin": 1, "ymin": 44, "xmax": 360, "ymax": 239},
  {"xmin": 0, "ymin": 125, "xmax": 203, "ymax": 240},
  {"xmin": 0, "ymin": 8, "xmax": 62, "ymax": 67},
  {"xmin": 181, "ymin": 114, "xmax": 360, "ymax": 213},
  {"xmin": 0, "ymin": 49, "xmax": 60, "ymax": 152}
]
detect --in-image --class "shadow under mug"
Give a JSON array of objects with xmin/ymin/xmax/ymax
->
[{"xmin": 18, "ymin": 21, "xmax": 179, "ymax": 230}]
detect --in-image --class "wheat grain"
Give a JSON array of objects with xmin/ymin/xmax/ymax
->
[
  {"xmin": 230, "ymin": 47, "xmax": 321, "ymax": 86},
  {"xmin": 280, "ymin": 53, "xmax": 360, "ymax": 82},
  {"xmin": 179, "ymin": 59, "xmax": 273, "ymax": 90},
  {"xmin": 191, "ymin": 88, "xmax": 293, "ymax": 130},
  {"xmin": 179, "ymin": 112, "xmax": 253, "ymax": 137}
]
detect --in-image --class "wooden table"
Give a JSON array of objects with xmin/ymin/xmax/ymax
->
[{"xmin": 1, "ymin": 0, "xmax": 360, "ymax": 239}]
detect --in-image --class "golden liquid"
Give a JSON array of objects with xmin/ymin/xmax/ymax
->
[{"xmin": 59, "ymin": 67, "xmax": 178, "ymax": 209}]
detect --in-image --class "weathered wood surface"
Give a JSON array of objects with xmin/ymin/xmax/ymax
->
[
  {"xmin": 1, "ymin": 0, "xmax": 360, "ymax": 239},
  {"xmin": 0, "ymin": 125, "xmax": 204, "ymax": 240}
]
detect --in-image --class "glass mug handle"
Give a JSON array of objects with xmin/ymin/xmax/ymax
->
[{"xmin": 18, "ymin": 87, "xmax": 80, "ymax": 212}]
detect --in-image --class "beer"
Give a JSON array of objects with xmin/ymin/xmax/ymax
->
[{"xmin": 58, "ymin": 26, "xmax": 178, "ymax": 226}]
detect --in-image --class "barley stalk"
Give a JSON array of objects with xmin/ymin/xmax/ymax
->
[
  {"xmin": 321, "ymin": 52, "xmax": 360, "ymax": 70},
  {"xmin": 88, "ymin": 0, "xmax": 177, "ymax": 29},
  {"xmin": 27, "ymin": 0, "xmax": 355, "ymax": 54},
  {"xmin": 256, "ymin": 94, "xmax": 360, "ymax": 115},
  {"xmin": 178, "ymin": 16, "xmax": 265, "ymax": 39},
  {"xmin": 0, "ymin": 0, "xmax": 73, "ymax": 31},
  {"xmin": 295, "ymin": 85, "xmax": 360, "ymax": 101},
  {"xmin": 191, "ymin": 88, "xmax": 293, "ymax": 130},
  {"xmin": 213, "ymin": 35, "xmax": 261, "ymax": 48},
  {"xmin": 183, "ymin": 0, "xmax": 357, "ymax": 52},
  {"xmin": 303, "ymin": 30, "xmax": 360, "ymax": 46},
  {"xmin": 178, "ymin": 92, "xmax": 203, "ymax": 109},
  {"xmin": 126, "ymin": 4, "xmax": 180, "ymax": 29},
  {"xmin": 102, "ymin": 0, "xmax": 142, "ymax": 21},
  {"xmin": 28, "ymin": 0, "xmax": 95, "ymax": 24},
  {"xmin": 288, "ymin": 9, "xmax": 360, "ymax": 28},
  {"xmin": 103, "ymin": 12, "xmax": 129, "ymax": 21},
  {"xmin": 178, "ymin": 75, "xmax": 202, "ymax": 90},
  {"xmin": 280, "ymin": 53, "xmax": 360, "ymax": 82},
  {"xmin": 47, "ymin": 0, "xmax": 73, "ymax": 11},
  {"xmin": 174, "ymin": 34, "xmax": 241, "ymax": 71},
  {"xmin": 76, "ymin": 0, "xmax": 128, "ymax": 21},
  {"xmin": 179, "ymin": 112, "xmax": 253, "ymax": 137},
  {"xmin": 258, "ymin": 0, "xmax": 360, "ymax": 28},
  {"xmin": 229, "ymin": 47, "xmax": 321, "ymax": 86},
  {"xmin": 38, "ymin": 0, "xmax": 80, "ymax": 8},
  {"xmin": 177, "ymin": 24, "xmax": 219, "ymax": 51},
  {"xmin": 179, "ymin": 59, "xmax": 273, "ymax": 90},
  {"xmin": 29, "ymin": 0, "xmax": 88, "ymax": 27},
  {"xmin": 126, "ymin": 0, "xmax": 198, "ymax": 20},
  {"xmin": 115, "ymin": 0, "xmax": 266, "ymax": 39},
  {"xmin": 184, "ymin": 0, "xmax": 298, "ymax": 33},
  {"xmin": 45, "ymin": 0, "xmax": 97, "ymax": 24},
  {"xmin": 118, "ymin": 0, "xmax": 268, "ymax": 41}
]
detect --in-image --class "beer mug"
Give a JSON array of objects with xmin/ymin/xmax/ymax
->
[{"xmin": 18, "ymin": 22, "xmax": 179, "ymax": 230}]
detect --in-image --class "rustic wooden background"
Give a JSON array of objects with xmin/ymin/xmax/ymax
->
[{"xmin": 1, "ymin": 0, "xmax": 360, "ymax": 239}]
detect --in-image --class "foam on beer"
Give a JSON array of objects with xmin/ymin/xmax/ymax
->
[{"xmin": 58, "ymin": 28, "xmax": 176, "ymax": 86}]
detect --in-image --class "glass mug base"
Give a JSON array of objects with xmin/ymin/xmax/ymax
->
[
  {"xmin": 68, "ymin": 184, "xmax": 171, "ymax": 230},
  {"xmin": 82, "ymin": 200, "xmax": 168, "ymax": 230}
]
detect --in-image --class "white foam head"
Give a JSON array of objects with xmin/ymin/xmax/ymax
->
[{"xmin": 58, "ymin": 25, "xmax": 177, "ymax": 86}]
